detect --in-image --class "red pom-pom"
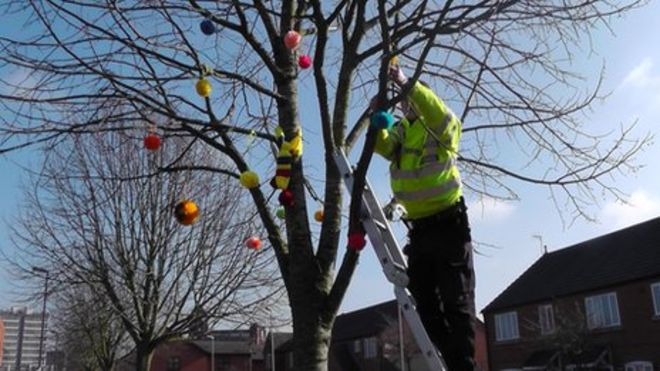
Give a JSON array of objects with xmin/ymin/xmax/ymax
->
[
  {"xmin": 144, "ymin": 134, "xmax": 161, "ymax": 151},
  {"xmin": 348, "ymin": 233, "xmax": 367, "ymax": 251},
  {"xmin": 298, "ymin": 55, "xmax": 312, "ymax": 69},
  {"xmin": 278, "ymin": 190, "xmax": 295, "ymax": 207},
  {"xmin": 245, "ymin": 236, "xmax": 262, "ymax": 250},
  {"xmin": 284, "ymin": 30, "xmax": 301, "ymax": 49}
]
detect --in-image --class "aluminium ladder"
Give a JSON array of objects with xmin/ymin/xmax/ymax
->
[{"xmin": 333, "ymin": 150, "xmax": 447, "ymax": 371}]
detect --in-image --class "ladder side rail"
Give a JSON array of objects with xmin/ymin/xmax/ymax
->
[
  {"xmin": 361, "ymin": 217, "xmax": 409, "ymax": 287},
  {"xmin": 395, "ymin": 287, "xmax": 447, "ymax": 370},
  {"xmin": 361, "ymin": 180, "xmax": 409, "ymax": 268}
]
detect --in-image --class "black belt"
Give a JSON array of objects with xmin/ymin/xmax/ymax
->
[{"xmin": 409, "ymin": 197, "xmax": 466, "ymax": 230}]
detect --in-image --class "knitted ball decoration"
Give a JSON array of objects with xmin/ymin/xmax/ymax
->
[
  {"xmin": 196, "ymin": 78, "xmax": 212, "ymax": 98},
  {"xmin": 284, "ymin": 30, "xmax": 301, "ymax": 49},
  {"xmin": 174, "ymin": 200, "xmax": 200, "ymax": 226},
  {"xmin": 314, "ymin": 209, "xmax": 324, "ymax": 222},
  {"xmin": 278, "ymin": 189, "xmax": 295, "ymax": 207},
  {"xmin": 200, "ymin": 20, "xmax": 216, "ymax": 35},
  {"xmin": 298, "ymin": 55, "xmax": 312, "ymax": 69},
  {"xmin": 239, "ymin": 171, "xmax": 260, "ymax": 189},
  {"xmin": 245, "ymin": 236, "xmax": 262, "ymax": 250},
  {"xmin": 370, "ymin": 110, "xmax": 394, "ymax": 130},
  {"xmin": 143, "ymin": 134, "xmax": 161, "ymax": 151},
  {"xmin": 348, "ymin": 233, "xmax": 367, "ymax": 252}
]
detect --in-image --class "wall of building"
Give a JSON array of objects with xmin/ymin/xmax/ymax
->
[
  {"xmin": 148, "ymin": 340, "xmax": 258, "ymax": 371},
  {"xmin": 0, "ymin": 319, "xmax": 4, "ymax": 367},
  {"xmin": 0, "ymin": 307, "xmax": 47, "ymax": 371},
  {"xmin": 485, "ymin": 277, "xmax": 660, "ymax": 370},
  {"xmin": 150, "ymin": 341, "xmax": 209, "ymax": 371}
]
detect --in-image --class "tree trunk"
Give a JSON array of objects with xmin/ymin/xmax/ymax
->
[
  {"xmin": 135, "ymin": 344, "xmax": 153, "ymax": 371},
  {"xmin": 291, "ymin": 305, "xmax": 333, "ymax": 371}
]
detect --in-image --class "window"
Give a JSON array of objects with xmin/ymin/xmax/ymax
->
[
  {"xmin": 166, "ymin": 356, "xmax": 181, "ymax": 371},
  {"xmin": 216, "ymin": 357, "xmax": 230, "ymax": 371},
  {"xmin": 626, "ymin": 361, "xmax": 654, "ymax": 371},
  {"xmin": 494, "ymin": 311, "xmax": 519, "ymax": 341},
  {"xmin": 353, "ymin": 339, "xmax": 361, "ymax": 353},
  {"xmin": 363, "ymin": 337, "xmax": 378, "ymax": 359},
  {"xmin": 652, "ymin": 282, "xmax": 660, "ymax": 316},
  {"xmin": 585, "ymin": 292, "xmax": 620, "ymax": 329},
  {"xmin": 287, "ymin": 352, "xmax": 294, "ymax": 368},
  {"xmin": 538, "ymin": 304, "xmax": 555, "ymax": 335}
]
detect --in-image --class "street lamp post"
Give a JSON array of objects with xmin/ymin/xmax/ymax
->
[
  {"xmin": 206, "ymin": 334, "xmax": 215, "ymax": 371},
  {"xmin": 32, "ymin": 266, "xmax": 49, "ymax": 371},
  {"xmin": 398, "ymin": 305, "xmax": 405, "ymax": 371},
  {"xmin": 270, "ymin": 331, "xmax": 275, "ymax": 371},
  {"xmin": 268, "ymin": 310, "xmax": 275, "ymax": 371}
]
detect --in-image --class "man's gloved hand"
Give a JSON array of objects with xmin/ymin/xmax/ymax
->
[{"xmin": 389, "ymin": 64, "xmax": 408, "ymax": 86}]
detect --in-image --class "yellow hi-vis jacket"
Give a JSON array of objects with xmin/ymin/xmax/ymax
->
[{"xmin": 375, "ymin": 81, "xmax": 462, "ymax": 220}]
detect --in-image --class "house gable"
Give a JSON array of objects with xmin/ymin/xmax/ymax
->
[{"xmin": 484, "ymin": 217, "xmax": 660, "ymax": 313}]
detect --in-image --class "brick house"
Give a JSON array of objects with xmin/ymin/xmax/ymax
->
[
  {"xmin": 482, "ymin": 217, "xmax": 660, "ymax": 371},
  {"xmin": 119, "ymin": 325, "xmax": 266, "ymax": 371}
]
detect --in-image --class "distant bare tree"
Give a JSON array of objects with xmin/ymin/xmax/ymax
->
[
  {"xmin": 526, "ymin": 300, "xmax": 605, "ymax": 369},
  {"xmin": 51, "ymin": 286, "xmax": 129, "ymax": 371},
  {"xmin": 0, "ymin": 1, "xmax": 651, "ymax": 369},
  {"xmin": 10, "ymin": 131, "xmax": 283, "ymax": 371}
]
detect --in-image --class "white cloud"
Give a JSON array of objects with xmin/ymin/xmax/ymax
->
[
  {"xmin": 601, "ymin": 190, "xmax": 660, "ymax": 229},
  {"xmin": 622, "ymin": 58, "xmax": 660, "ymax": 88},
  {"xmin": 468, "ymin": 197, "xmax": 516, "ymax": 224}
]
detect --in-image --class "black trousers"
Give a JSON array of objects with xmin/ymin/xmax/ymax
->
[{"xmin": 404, "ymin": 199, "xmax": 476, "ymax": 371}]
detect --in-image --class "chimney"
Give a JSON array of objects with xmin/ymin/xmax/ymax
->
[{"xmin": 249, "ymin": 323, "xmax": 265, "ymax": 347}]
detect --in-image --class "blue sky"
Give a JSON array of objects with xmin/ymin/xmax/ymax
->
[{"xmin": 1, "ymin": 3, "xmax": 660, "ymax": 320}]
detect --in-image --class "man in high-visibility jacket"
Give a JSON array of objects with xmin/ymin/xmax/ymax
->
[{"xmin": 374, "ymin": 65, "xmax": 476, "ymax": 370}]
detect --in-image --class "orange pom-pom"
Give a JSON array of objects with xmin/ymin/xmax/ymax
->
[{"xmin": 174, "ymin": 200, "xmax": 200, "ymax": 226}]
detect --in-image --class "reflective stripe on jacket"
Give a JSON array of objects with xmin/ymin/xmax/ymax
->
[{"xmin": 374, "ymin": 81, "xmax": 462, "ymax": 219}]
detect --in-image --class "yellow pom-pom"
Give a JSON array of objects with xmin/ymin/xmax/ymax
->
[
  {"xmin": 240, "ymin": 171, "xmax": 260, "ymax": 189},
  {"xmin": 288, "ymin": 130, "xmax": 303, "ymax": 157},
  {"xmin": 314, "ymin": 209, "xmax": 324, "ymax": 222},
  {"xmin": 174, "ymin": 199, "xmax": 200, "ymax": 226},
  {"xmin": 390, "ymin": 55, "xmax": 399, "ymax": 65},
  {"xmin": 196, "ymin": 78, "xmax": 212, "ymax": 98}
]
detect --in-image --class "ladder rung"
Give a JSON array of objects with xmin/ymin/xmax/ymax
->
[
  {"xmin": 381, "ymin": 259, "xmax": 409, "ymax": 287},
  {"xmin": 372, "ymin": 219, "xmax": 388, "ymax": 231}
]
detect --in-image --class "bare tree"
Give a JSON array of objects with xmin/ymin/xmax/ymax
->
[
  {"xmin": 0, "ymin": 1, "xmax": 651, "ymax": 369},
  {"xmin": 10, "ymin": 131, "xmax": 283, "ymax": 371},
  {"xmin": 50, "ymin": 286, "xmax": 130, "ymax": 371}
]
